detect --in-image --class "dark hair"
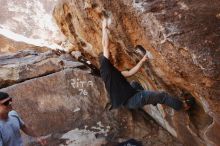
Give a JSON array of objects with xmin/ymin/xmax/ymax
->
[{"xmin": 0, "ymin": 92, "xmax": 9, "ymax": 100}]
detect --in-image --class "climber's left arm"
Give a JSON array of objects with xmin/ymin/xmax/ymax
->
[{"xmin": 121, "ymin": 53, "xmax": 148, "ymax": 77}]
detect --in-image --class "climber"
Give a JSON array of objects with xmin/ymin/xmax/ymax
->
[
  {"xmin": 99, "ymin": 17, "xmax": 194, "ymax": 110},
  {"xmin": 0, "ymin": 92, "xmax": 47, "ymax": 146}
]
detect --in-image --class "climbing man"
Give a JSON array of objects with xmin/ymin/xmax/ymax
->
[
  {"xmin": 0, "ymin": 92, "xmax": 47, "ymax": 146},
  {"xmin": 99, "ymin": 17, "xmax": 194, "ymax": 110}
]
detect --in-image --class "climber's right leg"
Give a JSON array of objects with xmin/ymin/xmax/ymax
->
[{"xmin": 124, "ymin": 91, "xmax": 183, "ymax": 110}]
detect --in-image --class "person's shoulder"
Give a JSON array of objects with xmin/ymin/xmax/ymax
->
[
  {"xmin": 9, "ymin": 110, "xmax": 25, "ymax": 126},
  {"xmin": 9, "ymin": 110, "xmax": 19, "ymax": 117}
]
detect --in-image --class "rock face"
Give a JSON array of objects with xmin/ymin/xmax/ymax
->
[
  {"xmin": 53, "ymin": 0, "xmax": 220, "ymax": 145},
  {"xmin": 0, "ymin": 49, "xmax": 181, "ymax": 145},
  {"xmin": 0, "ymin": 0, "xmax": 64, "ymax": 43},
  {"xmin": 0, "ymin": 49, "xmax": 83, "ymax": 88},
  {"xmin": 0, "ymin": 35, "xmax": 48, "ymax": 53}
]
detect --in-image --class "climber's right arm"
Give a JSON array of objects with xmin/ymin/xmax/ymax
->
[
  {"xmin": 102, "ymin": 18, "xmax": 110, "ymax": 59},
  {"xmin": 121, "ymin": 53, "xmax": 148, "ymax": 77}
]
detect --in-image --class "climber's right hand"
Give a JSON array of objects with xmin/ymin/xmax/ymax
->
[{"xmin": 141, "ymin": 52, "xmax": 148, "ymax": 62}]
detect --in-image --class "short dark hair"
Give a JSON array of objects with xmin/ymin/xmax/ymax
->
[{"xmin": 0, "ymin": 92, "xmax": 9, "ymax": 100}]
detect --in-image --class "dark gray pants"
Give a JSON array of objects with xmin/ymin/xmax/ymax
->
[{"xmin": 124, "ymin": 82, "xmax": 183, "ymax": 110}]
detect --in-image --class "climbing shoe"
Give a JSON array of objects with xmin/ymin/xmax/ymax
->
[{"xmin": 183, "ymin": 93, "xmax": 195, "ymax": 110}]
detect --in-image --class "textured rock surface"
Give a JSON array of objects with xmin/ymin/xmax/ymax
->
[
  {"xmin": 0, "ymin": 35, "xmax": 48, "ymax": 53},
  {"xmin": 0, "ymin": 0, "xmax": 64, "ymax": 43},
  {"xmin": 1, "ymin": 68, "xmax": 181, "ymax": 146},
  {"xmin": 0, "ymin": 49, "xmax": 83, "ymax": 88},
  {"xmin": 53, "ymin": 0, "xmax": 220, "ymax": 145}
]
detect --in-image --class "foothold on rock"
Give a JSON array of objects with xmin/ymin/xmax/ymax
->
[{"xmin": 63, "ymin": 4, "xmax": 69, "ymax": 14}]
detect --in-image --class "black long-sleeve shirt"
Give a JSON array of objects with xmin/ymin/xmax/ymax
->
[{"xmin": 99, "ymin": 55, "xmax": 137, "ymax": 109}]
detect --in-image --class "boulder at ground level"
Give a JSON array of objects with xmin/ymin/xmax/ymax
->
[{"xmin": 1, "ymin": 68, "xmax": 181, "ymax": 145}]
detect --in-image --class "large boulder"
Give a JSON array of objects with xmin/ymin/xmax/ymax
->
[
  {"xmin": 1, "ymin": 68, "xmax": 181, "ymax": 145},
  {"xmin": 0, "ymin": 50, "xmax": 83, "ymax": 88},
  {"xmin": 53, "ymin": 0, "xmax": 220, "ymax": 145}
]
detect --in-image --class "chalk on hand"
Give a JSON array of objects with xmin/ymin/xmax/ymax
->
[{"xmin": 145, "ymin": 50, "xmax": 153, "ymax": 59}]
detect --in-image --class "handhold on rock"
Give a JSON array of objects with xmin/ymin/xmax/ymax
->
[
  {"xmin": 135, "ymin": 45, "xmax": 146, "ymax": 56},
  {"xmin": 71, "ymin": 51, "xmax": 100, "ymax": 76},
  {"xmin": 135, "ymin": 45, "xmax": 153, "ymax": 59},
  {"xmin": 101, "ymin": 10, "xmax": 112, "ymax": 23},
  {"xmin": 101, "ymin": 10, "xmax": 109, "ymax": 18},
  {"xmin": 102, "ymin": 16, "xmax": 112, "ymax": 31}
]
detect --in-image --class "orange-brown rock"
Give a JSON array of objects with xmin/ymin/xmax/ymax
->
[{"xmin": 53, "ymin": 0, "xmax": 220, "ymax": 145}]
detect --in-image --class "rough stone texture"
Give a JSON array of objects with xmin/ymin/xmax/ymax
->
[
  {"xmin": 1, "ymin": 68, "xmax": 181, "ymax": 146},
  {"xmin": 0, "ymin": 49, "xmax": 83, "ymax": 88},
  {"xmin": 53, "ymin": 0, "xmax": 220, "ymax": 145},
  {"xmin": 0, "ymin": 35, "xmax": 48, "ymax": 53},
  {"xmin": 0, "ymin": 0, "xmax": 65, "ymax": 43}
]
